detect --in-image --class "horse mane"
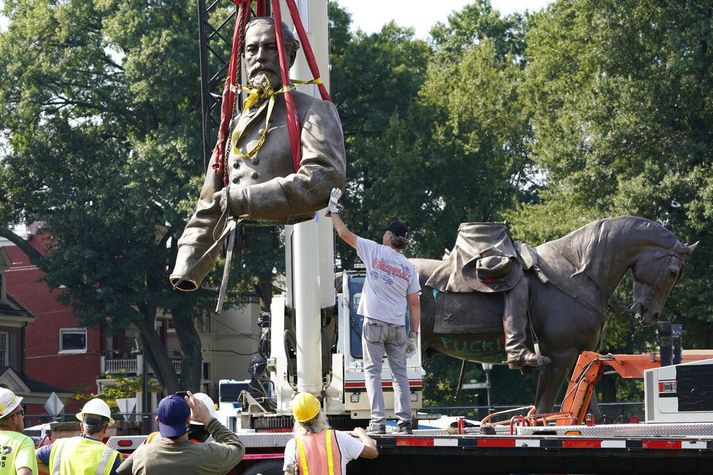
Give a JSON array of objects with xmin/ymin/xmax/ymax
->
[{"xmin": 543, "ymin": 216, "xmax": 680, "ymax": 274}]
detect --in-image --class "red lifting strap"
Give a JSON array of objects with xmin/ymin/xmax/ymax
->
[
  {"xmin": 211, "ymin": 0, "xmax": 332, "ymax": 183},
  {"xmin": 270, "ymin": 0, "xmax": 302, "ymax": 173},
  {"xmin": 284, "ymin": 0, "xmax": 332, "ymax": 103},
  {"xmin": 211, "ymin": 0, "xmax": 250, "ymax": 182}
]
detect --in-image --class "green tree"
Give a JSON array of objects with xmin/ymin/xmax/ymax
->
[
  {"xmin": 0, "ymin": 0, "xmax": 224, "ymax": 392},
  {"xmin": 329, "ymin": 21, "xmax": 432, "ymax": 266},
  {"xmin": 516, "ymin": 0, "xmax": 713, "ymax": 361}
]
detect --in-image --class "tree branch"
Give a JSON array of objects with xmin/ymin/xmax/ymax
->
[{"xmin": 0, "ymin": 226, "xmax": 47, "ymax": 268}]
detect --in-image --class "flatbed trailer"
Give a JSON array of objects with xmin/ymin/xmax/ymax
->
[{"xmin": 108, "ymin": 425, "xmax": 713, "ymax": 475}]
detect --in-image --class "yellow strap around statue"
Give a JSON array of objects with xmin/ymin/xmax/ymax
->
[
  {"xmin": 291, "ymin": 77, "xmax": 323, "ymax": 86},
  {"xmin": 325, "ymin": 430, "xmax": 335, "ymax": 475},
  {"xmin": 296, "ymin": 436, "xmax": 309, "ymax": 475},
  {"xmin": 229, "ymin": 77, "xmax": 322, "ymax": 160}
]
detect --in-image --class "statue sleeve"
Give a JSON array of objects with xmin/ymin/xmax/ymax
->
[
  {"xmin": 241, "ymin": 99, "xmax": 347, "ymax": 220},
  {"xmin": 169, "ymin": 165, "xmax": 225, "ymax": 291}
]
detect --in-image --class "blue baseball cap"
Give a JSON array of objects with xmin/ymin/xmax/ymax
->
[{"xmin": 157, "ymin": 395, "xmax": 190, "ymax": 437}]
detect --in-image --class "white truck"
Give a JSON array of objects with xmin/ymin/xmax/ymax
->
[{"xmin": 215, "ymin": 269, "xmax": 425, "ymax": 433}]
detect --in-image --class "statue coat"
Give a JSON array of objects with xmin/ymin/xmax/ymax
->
[{"xmin": 171, "ymin": 90, "xmax": 346, "ymax": 290}]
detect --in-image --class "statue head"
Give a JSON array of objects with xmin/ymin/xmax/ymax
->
[
  {"xmin": 244, "ymin": 17, "xmax": 300, "ymax": 89},
  {"xmin": 629, "ymin": 241, "xmax": 697, "ymax": 325}
]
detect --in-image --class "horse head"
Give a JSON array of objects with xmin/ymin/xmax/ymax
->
[{"xmin": 629, "ymin": 241, "xmax": 698, "ymax": 325}]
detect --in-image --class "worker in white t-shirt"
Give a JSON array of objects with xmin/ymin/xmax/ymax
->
[
  {"xmin": 283, "ymin": 393, "xmax": 378, "ymax": 474},
  {"xmin": 328, "ymin": 188, "xmax": 421, "ymax": 435}
]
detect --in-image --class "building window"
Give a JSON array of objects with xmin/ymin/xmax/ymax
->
[
  {"xmin": 0, "ymin": 332, "xmax": 8, "ymax": 366},
  {"xmin": 59, "ymin": 328, "xmax": 87, "ymax": 353},
  {"xmin": 203, "ymin": 361, "xmax": 211, "ymax": 380},
  {"xmin": 197, "ymin": 315, "xmax": 212, "ymax": 333}
]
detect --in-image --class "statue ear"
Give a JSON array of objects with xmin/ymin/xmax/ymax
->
[{"xmin": 679, "ymin": 241, "xmax": 699, "ymax": 255}]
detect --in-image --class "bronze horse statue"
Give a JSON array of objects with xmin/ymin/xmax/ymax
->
[{"xmin": 413, "ymin": 216, "xmax": 697, "ymax": 413}]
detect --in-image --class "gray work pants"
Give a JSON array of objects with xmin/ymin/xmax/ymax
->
[{"xmin": 362, "ymin": 318, "xmax": 411, "ymax": 425}]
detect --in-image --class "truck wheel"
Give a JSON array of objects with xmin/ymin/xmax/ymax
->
[{"xmin": 242, "ymin": 460, "xmax": 283, "ymax": 475}]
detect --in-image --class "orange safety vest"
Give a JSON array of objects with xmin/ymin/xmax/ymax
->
[{"xmin": 295, "ymin": 429, "xmax": 342, "ymax": 475}]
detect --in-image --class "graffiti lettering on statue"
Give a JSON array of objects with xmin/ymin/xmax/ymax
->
[{"xmin": 438, "ymin": 336, "xmax": 505, "ymax": 358}]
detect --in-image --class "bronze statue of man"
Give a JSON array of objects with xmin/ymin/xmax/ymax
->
[{"xmin": 170, "ymin": 17, "xmax": 346, "ymax": 291}]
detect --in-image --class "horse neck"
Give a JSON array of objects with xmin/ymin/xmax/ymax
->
[{"xmin": 549, "ymin": 217, "xmax": 677, "ymax": 300}]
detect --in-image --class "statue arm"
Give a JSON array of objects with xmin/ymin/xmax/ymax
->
[{"xmin": 170, "ymin": 167, "xmax": 225, "ymax": 291}]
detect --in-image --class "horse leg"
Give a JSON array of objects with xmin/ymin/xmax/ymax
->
[{"xmin": 534, "ymin": 351, "xmax": 578, "ymax": 414}]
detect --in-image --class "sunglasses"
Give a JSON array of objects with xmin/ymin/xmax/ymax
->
[{"xmin": 12, "ymin": 409, "xmax": 24, "ymax": 418}]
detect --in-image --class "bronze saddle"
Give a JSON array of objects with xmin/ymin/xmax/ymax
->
[{"xmin": 425, "ymin": 222, "xmax": 546, "ymax": 334}]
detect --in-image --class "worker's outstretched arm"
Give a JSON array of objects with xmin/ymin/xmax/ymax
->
[
  {"xmin": 328, "ymin": 187, "xmax": 357, "ymax": 248},
  {"xmin": 331, "ymin": 212, "xmax": 357, "ymax": 249}
]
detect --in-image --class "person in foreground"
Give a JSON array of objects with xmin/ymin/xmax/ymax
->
[
  {"xmin": 36, "ymin": 398, "xmax": 122, "ymax": 475},
  {"xmin": 328, "ymin": 188, "xmax": 421, "ymax": 435},
  {"xmin": 0, "ymin": 388, "xmax": 37, "ymax": 475},
  {"xmin": 118, "ymin": 392, "xmax": 244, "ymax": 474},
  {"xmin": 283, "ymin": 392, "xmax": 378, "ymax": 474}
]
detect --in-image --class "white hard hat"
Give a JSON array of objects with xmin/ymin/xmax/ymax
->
[
  {"xmin": 0, "ymin": 388, "xmax": 22, "ymax": 419},
  {"xmin": 190, "ymin": 392, "xmax": 216, "ymax": 426},
  {"xmin": 76, "ymin": 398, "xmax": 115, "ymax": 426}
]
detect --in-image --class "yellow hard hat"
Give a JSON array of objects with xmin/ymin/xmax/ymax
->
[{"xmin": 292, "ymin": 393, "xmax": 321, "ymax": 422}]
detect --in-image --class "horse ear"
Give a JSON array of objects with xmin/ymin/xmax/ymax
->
[{"xmin": 679, "ymin": 241, "xmax": 699, "ymax": 256}]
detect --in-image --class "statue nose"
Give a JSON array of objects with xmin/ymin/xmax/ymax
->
[{"xmin": 628, "ymin": 301, "xmax": 644, "ymax": 315}]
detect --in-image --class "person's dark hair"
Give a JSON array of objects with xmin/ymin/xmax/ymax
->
[
  {"xmin": 389, "ymin": 235, "xmax": 409, "ymax": 250},
  {"xmin": 385, "ymin": 221, "xmax": 410, "ymax": 250},
  {"xmin": 82, "ymin": 416, "xmax": 109, "ymax": 435},
  {"xmin": 245, "ymin": 17, "xmax": 300, "ymax": 54},
  {"xmin": 0, "ymin": 414, "xmax": 12, "ymax": 428}
]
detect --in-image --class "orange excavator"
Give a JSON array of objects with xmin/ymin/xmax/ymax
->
[{"xmin": 481, "ymin": 349, "xmax": 713, "ymax": 429}]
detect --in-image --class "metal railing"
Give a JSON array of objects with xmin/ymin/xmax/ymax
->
[
  {"xmin": 103, "ymin": 358, "xmax": 138, "ymax": 374},
  {"xmin": 101, "ymin": 357, "xmax": 182, "ymax": 376}
]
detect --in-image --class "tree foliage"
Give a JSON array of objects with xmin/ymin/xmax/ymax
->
[
  {"xmin": 515, "ymin": 0, "xmax": 713, "ymax": 351},
  {"xmin": 0, "ymin": 0, "xmax": 214, "ymax": 392}
]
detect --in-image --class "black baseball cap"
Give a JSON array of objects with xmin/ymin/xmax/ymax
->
[{"xmin": 385, "ymin": 221, "xmax": 409, "ymax": 239}]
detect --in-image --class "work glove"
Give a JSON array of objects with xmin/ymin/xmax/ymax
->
[
  {"xmin": 405, "ymin": 331, "xmax": 418, "ymax": 358},
  {"xmin": 327, "ymin": 187, "xmax": 342, "ymax": 215},
  {"xmin": 214, "ymin": 185, "xmax": 246, "ymax": 218}
]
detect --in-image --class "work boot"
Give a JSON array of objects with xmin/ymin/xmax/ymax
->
[
  {"xmin": 395, "ymin": 421, "xmax": 413, "ymax": 434},
  {"xmin": 503, "ymin": 278, "xmax": 552, "ymax": 370},
  {"xmin": 366, "ymin": 423, "xmax": 386, "ymax": 435}
]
